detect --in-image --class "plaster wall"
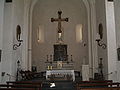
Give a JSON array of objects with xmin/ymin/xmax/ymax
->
[
  {"xmin": 0, "ymin": 0, "xmax": 5, "ymax": 83},
  {"xmin": 11, "ymin": 0, "xmax": 24, "ymax": 78},
  {"xmin": 114, "ymin": 0, "xmax": 120, "ymax": 82},
  {"xmin": 95, "ymin": 0, "xmax": 108, "ymax": 79},
  {"xmin": 1, "ymin": 2, "xmax": 13, "ymax": 83},
  {"xmin": 105, "ymin": 0, "xmax": 117, "ymax": 81},
  {"xmin": 1, "ymin": 0, "xmax": 25, "ymax": 83},
  {"xmin": 114, "ymin": 0, "xmax": 120, "ymax": 46}
]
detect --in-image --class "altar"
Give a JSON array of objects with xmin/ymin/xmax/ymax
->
[
  {"xmin": 45, "ymin": 11, "xmax": 75, "ymax": 81},
  {"xmin": 46, "ymin": 70, "xmax": 75, "ymax": 81}
]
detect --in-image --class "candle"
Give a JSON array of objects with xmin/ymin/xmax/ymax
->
[{"xmin": 96, "ymin": 33, "xmax": 100, "ymax": 40}]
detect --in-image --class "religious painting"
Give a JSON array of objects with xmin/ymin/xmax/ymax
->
[
  {"xmin": 117, "ymin": 48, "xmax": 120, "ymax": 61},
  {"xmin": 54, "ymin": 44, "xmax": 67, "ymax": 61},
  {"xmin": 0, "ymin": 50, "xmax": 1, "ymax": 62}
]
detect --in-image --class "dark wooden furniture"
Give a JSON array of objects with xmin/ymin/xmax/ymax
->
[
  {"xmin": 76, "ymin": 80, "xmax": 120, "ymax": 90},
  {"xmin": 0, "ymin": 84, "xmax": 41, "ymax": 88},
  {"xmin": 76, "ymin": 80, "xmax": 113, "ymax": 84},
  {"xmin": 0, "ymin": 88, "xmax": 36, "ymax": 90},
  {"xmin": 6, "ymin": 81, "xmax": 42, "ymax": 85},
  {"xmin": 79, "ymin": 87, "xmax": 120, "ymax": 90}
]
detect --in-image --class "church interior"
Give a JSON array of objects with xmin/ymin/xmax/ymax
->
[{"xmin": 0, "ymin": 0, "xmax": 120, "ymax": 90}]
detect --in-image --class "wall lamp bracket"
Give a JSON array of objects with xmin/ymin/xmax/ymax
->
[
  {"xmin": 96, "ymin": 39, "xmax": 107, "ymax": 49},
  {"xmin": 13, "ymin": 40, "xmax": 23, "ymax": 50}
]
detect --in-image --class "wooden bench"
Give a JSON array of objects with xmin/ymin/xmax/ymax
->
[
  {"xmin": 0, "ymin": 84, "xmax": 41, "ymax": 90},
  {"xmin": 0, "ymin": 88, "xmax": 36, "ymax": 90},
  {"xmin": 77, "ymin": 82, "xmax": 120, "ymax": 87},
  {"xmin": 6, "ymin": 81, "xmax": 42, "ymax": 85},
  {"xmin": 76, "ymin": 80, "xmax": 120, "ymax": 90},
  {"xmin": 76, "ymin": 82, "xmax": 120, "ymax": 90},
  {"xmin": 79, "ymin": 87, "xmax": 120, "ymax": 90},
  {"xmin": 76, "ymin": 80, "xmax": 113, "ymax": 84}
]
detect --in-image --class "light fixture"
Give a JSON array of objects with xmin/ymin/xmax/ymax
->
[
  {"xmin": 13, "ymin": 40, "xmax": 23, "ymax": 50},
  {"xmin": 13, "ymin": 25, "xmax": 23, "ymax": 50},
  {"xmin": 96, "ymin": 33, "xmax": 106, "ymax": 49}
]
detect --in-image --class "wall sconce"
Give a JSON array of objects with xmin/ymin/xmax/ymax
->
[
  {"xmin": 96, "ymin": 23, "xmax": 107, "ymax": 49},
  {"xmin": 13, "ymin": 25, "xmax": 23, "ymax": 50},
  {"xmin": 96, "ymin": 33, "xmax": 106, "ymax": 49}
]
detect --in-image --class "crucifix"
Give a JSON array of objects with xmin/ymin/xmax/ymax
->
[{"xmin": 51, "ymin": 11, "xmax": 68, "ymax": 43}]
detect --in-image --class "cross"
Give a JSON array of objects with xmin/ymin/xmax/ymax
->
[{"xmin": 51, "ymin": 11, "xmax": 68, "ymax": 33}]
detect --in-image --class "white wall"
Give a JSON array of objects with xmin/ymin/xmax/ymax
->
[
  {"xmin": 115, "ymin": 0, "xmax": 120, "ymax": 46},
  {"xmin": 32, "ymin": 0, "xmax": 88, "ymax": 72},
  {"xmin": 1, "ymin": 0, "xmax": 25, "ymax": 83},
  {"xmin": 1, "ymin": 2, "xmax": 14, "ymax": 83},
  {"xmin": 114, "ymin": 0, "xmax": 120, "ymax": 82},
  {"xmin": 0, "ymin": 0, "xmax": 5, "ymax": 83},
  {"xmin": 0, "ymin": 0, "xmax": 4, "ymax": 49},
  {"xmin": 95, "ymin": 0, "xmax": 108, "ymax": 79},
  {"xmin": 105, "ymin": 0, "xmax": 117, "ymax": 81},
  {"xmin": 11, "ymin": 0, "xmax": 24, "ymax": 78}
]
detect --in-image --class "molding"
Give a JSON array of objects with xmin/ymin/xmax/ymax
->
[{"xmin": 22, "ymin": 0, "xmax": 31, "ymax": 70}]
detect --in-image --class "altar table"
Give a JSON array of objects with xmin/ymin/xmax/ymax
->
[{"xmin": 46, "ymin": 70, "xmax": 75, "ymax": 81}]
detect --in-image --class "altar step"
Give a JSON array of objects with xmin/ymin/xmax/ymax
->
[{"xmin": 42, "ymin": 81, "xmax": 75, "ymax": 90}]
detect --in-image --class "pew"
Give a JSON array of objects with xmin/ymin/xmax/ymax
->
[
  {"xmin": 0, "ymin": 80, "xmax": 42, "ymax": 90},
  {"xmin": 76, "ymin": 80, "xmax": 120, "ymax": 90},
  {"xmin": 6, "ymin": 81, "xmax": 42, "ymax": 86},
  {"xmin": 0, "ymin": 87, "xmax": 36, "ymax": 90},
  {"xmin": 76, "ymin": 82, "xmax": 120, "ymax": 88},
  {"xmin": 76, "ymin": 80, "xmax": 113, "ymax": 84},
  {"xmin": 79, "ymin": 87, "xmax": 120, "ymax": 90},
  {"xmin": 0, "ymin": 84, "xmax": 41, "ymax": 90}
]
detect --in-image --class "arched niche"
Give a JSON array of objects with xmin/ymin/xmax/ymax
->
[
  {"xmin": 31, "ymin": 0, "xmax": 88, "ymax": 71},
  {"xmin": 23, "ymin": 0, "xmax": 97, "ymax": 78}
]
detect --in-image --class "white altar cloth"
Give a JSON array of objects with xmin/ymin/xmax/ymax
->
[
  {"xmin": 82, "ymin": 65, "xmax": 89, "ymax": 81},
  {"xmin": 46, "ymin": 70, "xmax": 75, "ymax": 81}
]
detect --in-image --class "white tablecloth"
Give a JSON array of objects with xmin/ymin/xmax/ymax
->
[
  {"xmin": 82, "ymin": 65, "xmax": 89, "ymax": 81},
  {"xmin": 46, "ymin": 70, "xmax": 75, "ymax": 81}
]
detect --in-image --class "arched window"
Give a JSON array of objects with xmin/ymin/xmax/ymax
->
[
  {"xmin": 76, "ymin": 24, "xmax": 83, "ymax": 43},
  {"xmin": 37, "ymin": 25, "xmax": 44, "ymax": 43}
]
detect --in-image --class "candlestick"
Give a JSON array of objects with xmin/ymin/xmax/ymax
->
[
  {"xmin": 96, "ymin": 33, "xmax": 100, "ymax": 40},
  {"xmin": 46, "ymin": 55, "xmax": 49, "ymax": 62}
]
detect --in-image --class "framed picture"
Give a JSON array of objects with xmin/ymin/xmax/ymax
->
[{"xmin": 117, "ymin": 48, "xmax": 120, "ymax": 61}]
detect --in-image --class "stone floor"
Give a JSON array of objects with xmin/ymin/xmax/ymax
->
[{"xmin": 42, "ymin": 81, "xmax": 76, "ymax": 90}]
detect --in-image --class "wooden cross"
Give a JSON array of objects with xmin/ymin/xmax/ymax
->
[{"xmin": 51, "ymin": 11, "xmax": 68, "ymax": 33}]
